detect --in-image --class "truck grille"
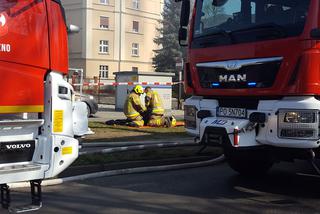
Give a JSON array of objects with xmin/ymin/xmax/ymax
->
[{"xmin": 196, "ymin": 57, "xmax": 282, "ymax": 89}]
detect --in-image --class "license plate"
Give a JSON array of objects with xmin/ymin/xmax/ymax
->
[{"xmin": 217, "ymin": 107, "xmax": 247, "ymax": 118}]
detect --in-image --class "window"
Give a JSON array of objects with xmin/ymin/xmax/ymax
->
[
  {"xmin": 132, "ymin": 21, "xmax": 139, "ymax": 33},
  {"xmin": 132, "ymin": 67, "xmax": 138, "ymax": 72},
  {"xmin": 100, "ymin": 17, "xmax": 109, "ymax": 29},
  {"xmin": 99, "ymin": 40, "xmax": 109, "ymax": 53},
  {"xmin": 99, "ymin": 65, "xmax": 109, "ymax": 78},
  {"xmin": 100, "ymin": 0, "xmax": 109, "ymax": 5},
  {"xmin": 132, "ymin": 43, "xmax": 139, "ymax": 56},
  {"xmin": 132, "ymin": 0, "xmax": 140, "ymax": 9},
  {"xmin": 193, "ymin": 0, "xmax": 311, "ymax": 48}
]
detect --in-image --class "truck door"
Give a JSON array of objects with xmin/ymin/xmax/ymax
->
[{"xmin": 0, "ymin": 0, "xmax": 49, "ymax": 113}]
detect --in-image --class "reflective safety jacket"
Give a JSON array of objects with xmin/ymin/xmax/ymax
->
[
  {"xmin": 124, "ymin": 92, "xmax": 146, "ymax": 119},
  {"xmin": 145, "ymin": 90, "xmax": 164, "ymax": 115}
]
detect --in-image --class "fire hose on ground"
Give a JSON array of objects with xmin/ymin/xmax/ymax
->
[{"xmin": 9, "ymin": 141, "xmax": 225, "ymax": 189}]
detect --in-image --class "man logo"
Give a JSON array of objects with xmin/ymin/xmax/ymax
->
[{"xmin": 225, "ymin": 60, "xmax": 241, "ymax": 70}]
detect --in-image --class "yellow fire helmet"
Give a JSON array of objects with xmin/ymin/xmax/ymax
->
[
  {"xmin": 133, "ymin": 85, "xmax": 144, "ymax": 94},
  {"xmin": 171, "ymin": 116, "xmax": 177, "ymax": 127}
]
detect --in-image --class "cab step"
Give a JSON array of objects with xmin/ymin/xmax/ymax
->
[
  {"xmin": 1, "ymin": 180, "xmax": 42, "ymax": 213},
  {"xmin": 9, "ymin": 204, "xmax": 42, "ymax": 214},
  {"xmin": 0, "ymin": 163, "xmax": 41, "ymax": 174}
]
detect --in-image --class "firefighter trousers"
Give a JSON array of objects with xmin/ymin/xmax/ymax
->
[
  {"xmin": 127, "ymin": 115, "xmax": 144, "ymax": 127},
  {"xmin": 147, "ymin": 114, "xmax": 166, "ymax": 127}
]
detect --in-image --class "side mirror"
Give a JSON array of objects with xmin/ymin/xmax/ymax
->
[
  {"xmin": 310, "ymin": 28, "xmax": 320, "ymax": 39},
  {"xmin": 179, "ymin": 27, "xmax": 188, "ymax": 46},
  {"xmin": 67, "ymin": 24, "xmax": 80, "ymax": 34},
  {"xmin": 180, "ymin": 0, "xmax": 190, "ymax": 27},
  {"xmin": 178, "ymin": 0, "xmax": 190, "ymax": 46}
]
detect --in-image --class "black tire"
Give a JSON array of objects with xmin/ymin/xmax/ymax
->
[
  {"xmin": 224, "ymin": 146, "xmax": 273, "ymax": 176},
  {"xmin": 85, "ymin": 103, "xmax": 91, "ymax": 117}
]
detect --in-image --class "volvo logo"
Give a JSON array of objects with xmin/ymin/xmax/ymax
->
[
  {"xmin": 5, "ymin": 144, "xmax": 31, "ymax": 150},
  {"xmin": 219, "ymin": 74, "xmax": 247, "ymax": 83}
]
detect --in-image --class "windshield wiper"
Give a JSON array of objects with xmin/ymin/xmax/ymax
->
[
  {"xmin": 231, "ymin": 23, "xmax": 287, "ymax": 37},
  {"xmin": 196, "ymin": 27, "xmax": 232, "ymax": 39},
  {"xmin": 194, "ymin": 28, "xmax": 233, "ymax": 46}
]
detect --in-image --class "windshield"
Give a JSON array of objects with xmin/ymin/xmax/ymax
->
[
  {"xmin": 0, "ymin": 0, "xmax": 17, "ymax": 12},
  {"xmin": 193, "ymin": 0, "xmax": 311, "ymax": 47}
]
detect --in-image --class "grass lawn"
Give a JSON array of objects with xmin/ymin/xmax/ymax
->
[
  {"xmin": 85, "ymin": 121, "xmax": 191, "ymax": 143},
  {"xmin": 74, "ymin": 146, "xmax": 223, "ymax": 166}
]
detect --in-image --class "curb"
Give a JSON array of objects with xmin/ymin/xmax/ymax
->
[
  {"xmin": 81, "ymin": 138, "xmax": 195, "ymax": 148},
  {"xmin": 9, "ymin": 155, "xmax": 225, "ymax": 189},
  {"xmin": 79, "ymin": 142, "xmax": 199, "ymax": 156}
]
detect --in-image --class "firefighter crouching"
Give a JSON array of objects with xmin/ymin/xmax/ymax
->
[
  {"xmin": 144, "ymin": 86, "xmax": 176, "ymax": 127},
  {"xmin": 124, "ymin": 85, "xmax": 146, "ymax": 127}
]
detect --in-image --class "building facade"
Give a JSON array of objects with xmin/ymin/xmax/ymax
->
[{"xmin": 62, "ymin": 0, "xmax": 164, "ymax": 80}]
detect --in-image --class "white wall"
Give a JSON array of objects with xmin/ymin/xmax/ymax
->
[{"xmin": 115, "ymin": 73, "xmax": 173, "ymax": 111}]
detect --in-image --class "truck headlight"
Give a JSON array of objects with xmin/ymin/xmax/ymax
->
[
  {"xmin": 278, "ymin": 109, "xmax": 319, "ymax": 139},
  {"xmin": 184, "ymin": 105, "xmax": 197, "ymax": 129},
  {"xmin": 283, "ymin": 111, "xmax": 315, "ymax": 123}
]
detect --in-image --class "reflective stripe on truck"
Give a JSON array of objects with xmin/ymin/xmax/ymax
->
[{"xmin": 0, "ymin": 105, "xmax": 44, "ymax": 113}]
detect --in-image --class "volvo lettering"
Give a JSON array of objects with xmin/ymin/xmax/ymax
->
[{"xmin": 6, "ymin": 144, "xmax": 31, "ymax": 150}]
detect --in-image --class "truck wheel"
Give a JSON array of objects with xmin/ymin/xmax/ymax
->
[
  {"xmin": 224, "ymin": 146, "xmax": 273, "ymax": 176},
  {"xmin": 85, "ymin": 103, "xmax": 91, "ymax": 117}
]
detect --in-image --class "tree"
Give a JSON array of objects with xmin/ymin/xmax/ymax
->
[{"xmin": 153, "ymin": 0, "xmax": 186, "ymax": 74}]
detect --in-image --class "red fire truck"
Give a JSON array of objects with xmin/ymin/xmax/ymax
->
[
  {"xmin": 0, "ymin": 0, "xmax": 88, "ymax": 212},
  {"xmin": 178, "ymin": 0, "xmax": 320, "ymax": 175}
]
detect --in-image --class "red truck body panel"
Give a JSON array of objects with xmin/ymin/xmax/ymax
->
[
  {"xmin": 186, "ymin": 0, "xmax": 320, "ymax": 97},
  {"xmin": 46, "ymin": 0, "xmax": 69, "ymax": 74},
  {"xmin": 0, "ymin": 0, "xmax": 68, "ymax": 113}
]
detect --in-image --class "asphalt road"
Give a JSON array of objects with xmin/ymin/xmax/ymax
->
[{"xmin": 8, "ymin": 161, "xmax": 320, "ymax": 214}]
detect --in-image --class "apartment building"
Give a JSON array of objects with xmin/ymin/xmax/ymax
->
[{"xmin": 62, "ymin": 0, "xmax": 164, "ymax": 80}]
